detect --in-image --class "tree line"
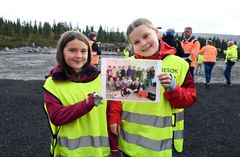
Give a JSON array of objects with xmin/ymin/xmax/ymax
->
[
  {"xmin": 0, "ymin": 17, "xmax": 238, "ymax": 58},
  {"xmin": 0, "ymin": 17, "xmax": 126, "ymax": 49}
]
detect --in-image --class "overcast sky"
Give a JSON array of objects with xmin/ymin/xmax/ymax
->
[{"xmin": 1, "ymin": 0, "xmax": 239, "ymax": 35}]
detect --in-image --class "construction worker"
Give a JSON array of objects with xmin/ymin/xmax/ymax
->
[
  {"xmin": 195, "ymin": 54, "xmax": 204, "ymax": 76},
  {"xmin": 123, "ymin": 45, "xmax": 131, "ymax": 58},
  {"xmin": 223, "ymin": 40, "xmax": 238, "ymax": 86},
  {"xmin": 88, "ymin": 32, "xmax": 101, "ymax": 69},
  {"xmin": 198, "ymin": 40, "xmax": 218, "ymax": 88},
  {"xmin": 181, "ymin": 27, "xmax": 200, "ymax": 78}
]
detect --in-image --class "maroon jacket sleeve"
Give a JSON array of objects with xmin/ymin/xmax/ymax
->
[
  {"xmin": 44, "ymin": 90, "xmax": 95, "ymax": 126},
  {"xmin": 163, "ymin": 71, "xmax": 197, "ymax": 108}
]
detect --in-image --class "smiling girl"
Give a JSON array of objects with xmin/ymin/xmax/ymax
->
[
  {"xmin": 108, "ymin": 18, "xmax": 197, "ymax": 157},
  {"xmin": 43, "ymin": 30, "xmax": 110, "ymax": 157}
]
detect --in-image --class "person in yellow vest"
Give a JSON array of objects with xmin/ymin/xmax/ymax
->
[
  {"xmin": 181, "ymin": 27, "xmax": 201, "ymax": 78},
  {"xmin": 88, "ymin": 32, "xmax": 101, "ymax": 69},
  {"xmin": 43, "ymin": 30, "xmax": 110, "ymax": 157},
  {"xmin": 223, "ymin": 40, "xmax": 238, "ymax": 86},
  {"xmin": 123, "ymin": 45, "xmax": 132, "ymax": 58},
  {"xmin": 198, "ymin": 40, "xmax": 218, "ymax": 89},
  {"xmin": 107, "ymin": 18, "xmax": 197, "ymax": 157},
  {"xmin": 195, "ymin": 54, "xmax": 204, "ymax": 76}
]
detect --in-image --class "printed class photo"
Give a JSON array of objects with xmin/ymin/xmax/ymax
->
[{"xmin": 102, "ymin": 58, "xmax": 161, "ymax": 102}]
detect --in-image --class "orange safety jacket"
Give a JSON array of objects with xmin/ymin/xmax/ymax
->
[
  {"xmin": 89, "ymin": 40, "xmax": 99, "ymax": 65},
  {"xmin": 181, "ymin": 38, "xmax": 200, "ymax": 68},
  {"xmin": 198, "ymin": 45, "xmax": 218, "ymax": 62}
]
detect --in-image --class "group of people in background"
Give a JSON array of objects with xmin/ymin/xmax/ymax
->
[
  {"xmin": 43, "ymin": 17, "xmax": 238, "ymax": 157},
  {"xmin": 162, "ymin": 26, "xmax": 238, "ymax": 89}
]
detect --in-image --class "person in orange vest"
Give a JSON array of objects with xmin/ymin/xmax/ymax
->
[
  {"xmin": 88, "ymin": 32, "xmax": 101, "ymax": 69},
  {"xmin": 181, "ymin": 27, "xmax": 200, "ymax": 78},
  {"xmin": 198, "ymin": 40, "xmax": 218, "ymax": 89}
]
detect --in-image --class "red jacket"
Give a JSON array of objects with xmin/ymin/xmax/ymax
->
[{"xmin": 107, "ymin": 40, "xmax": 197, "ymax": 154}]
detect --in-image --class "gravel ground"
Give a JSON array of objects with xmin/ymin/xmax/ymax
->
[
  {"xmin": 0, "ymin": 51, "xmax": 239, "ymax": 83},
  {"xmin": 0, "ymin": 52, "xmax": 240, "ymax": 157}
]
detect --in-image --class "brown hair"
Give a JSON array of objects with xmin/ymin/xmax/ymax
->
[
  {"xmin": 126, "ymin": 18, "xmax": 156, "ymax": 42},
  {"xmin": 184, "ymin": 27, "xmax": 192, "ymax": 33},
  {"xmin": 56, "ymin": 30, "xmax": 91, "ymax": 76},
  {"xmin": 207, "ymin": 40, "xmax": 212, "ymax": 45}
]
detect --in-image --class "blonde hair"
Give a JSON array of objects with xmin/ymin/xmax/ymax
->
[{"xmin": 126, "ymin": 18, "xmax": 156, "ymax": 42}]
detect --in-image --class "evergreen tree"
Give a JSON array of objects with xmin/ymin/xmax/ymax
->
[{"xmin": 42, "ymin": 22, "xmax": 52, "ymax": 38}]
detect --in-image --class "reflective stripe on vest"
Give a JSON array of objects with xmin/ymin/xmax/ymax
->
[
  {"xmin": 120, "ymin": 129, "xmax": 172, "ymax": 151},
  {"xmin": 58, "ymin": 136, "xmax": 109, "ymax": 149},
  {"xmin": 43, "ymin": 75, "xmax": 110, "ymax": 157},
  {"xmin": 122, "ymin": 110, "xmax": 172, "ymax": 128},
  {"xmin": 174, "ymin": 130, "xmax": 183, "ymax": 139},
  {"xmin": 175, "ymin": 111, "xmax": 184, "ymax": 122}
]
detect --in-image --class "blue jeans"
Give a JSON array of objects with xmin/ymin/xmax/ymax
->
[
  {"xmin": 204, "ymin": 62, "xmax": 215, "ymax": 84},
  {"xmin": 224, "ymin": 60, "xmax": 235, "ymax": 85}
]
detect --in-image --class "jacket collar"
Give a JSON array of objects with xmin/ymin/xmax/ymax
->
[
  {"xmin": 46, "ymin": 65, "xmax": 100, "ymax": 82},
  {"xmin": 183, "ymin": 36, "xmax": 196, "ymax": 42},
  {"xmin": 134, "ymin": 39, "xmax": 176, "ymax": 60}
]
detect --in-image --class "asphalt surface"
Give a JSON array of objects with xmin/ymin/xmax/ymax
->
[{"xmin": 0, "ymin": 80, "xmax": 239, "ymax": 157}]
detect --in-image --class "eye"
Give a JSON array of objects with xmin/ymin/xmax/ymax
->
[
  {"xmin": 143, "ymin": 34, "xmax": 149, "ymax": 39},
  {"xmin": 133, "ymin": 40, "xmax": 139, "ymax": 45},
  {"xmin": 81, "ymin": 49, "xmax": 87, "ymax": 54},
  {"xmin": 69, "ymin": 49, "xmax": 76, "ymax": 53}
]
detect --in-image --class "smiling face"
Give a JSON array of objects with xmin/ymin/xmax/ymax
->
[
  {"xmin": 63, "ymin": 39, "xmax": 88, "ymax": 73},
  {"xmin": 129, "ymin": 25, "xmax": 160, "ymax": 57}
]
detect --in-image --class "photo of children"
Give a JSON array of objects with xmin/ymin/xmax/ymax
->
[{"xmin": 101, "ymin": 58, "xmax": 161, "ymax": 102}]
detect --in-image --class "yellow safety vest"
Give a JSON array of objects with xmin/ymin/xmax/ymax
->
[
  {"xmin": 224, "ymin": 45, "xmax": 238, "ymax": 63},
  {"xmin": 120, "ymin": 55, "xmax": 189, "ymax": 156},
  {"xmin": 43, "ymin": 75, "xmax": 110, "ymax": 157},
  {"xmin": 123, "ymin": 49, "xmax": 130, "ymax": 58},
  {"xmin": 162, "ymin": 56, "xmax": 188, "ymax": 153},
  {"xmin": 197, "ymin": 54, "xmax": 204, "ymax": 64}
]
